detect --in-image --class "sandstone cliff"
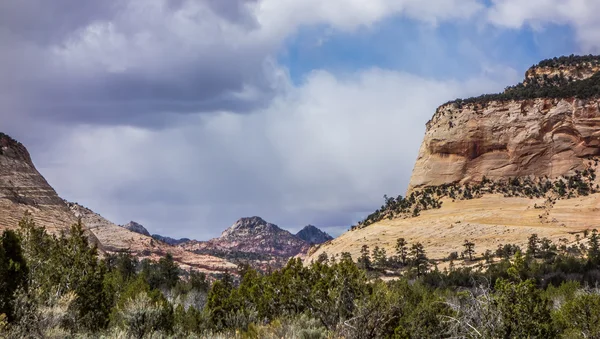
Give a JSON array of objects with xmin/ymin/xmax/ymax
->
[{"xmin": 409, "ymin": 56, "xmax": 600, "ymax": 191}]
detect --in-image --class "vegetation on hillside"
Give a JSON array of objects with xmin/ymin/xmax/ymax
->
[
  {"xmin": 4, "ymin": 216, "xmax": 600, "ymax": 338},
  {"xmin": 441, "ymin": 54, "xmax": 600, "ymax": 107},
  {"xmin": 356, "ymin": 167, "xmax": 598, "ymax": 228},
  {"xmin": 536, "ymin": 54, "xmax": 600, "ymax": 68}
]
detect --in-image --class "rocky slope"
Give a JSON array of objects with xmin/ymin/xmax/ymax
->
[
  {"xmin": 0, "ymin": 132, "xmax": 234, "ymax": 273},
  {"xmin": 181, "ymin": 216, "xmax": 311, "ymax": 258},
  {"xmin": 296, "ymin": 225, "xmax": 333, "ymax": 244},
  {"xmin": 307, "ymin": 55, "xmax": 600, "ymax": 264},
  {"xmin": 0, "ymin": 133, "xmax": 85, "ymax": 235},
  {"xmin": 122, "ymin": 221, "xmax": 151, "ymax": 237}
]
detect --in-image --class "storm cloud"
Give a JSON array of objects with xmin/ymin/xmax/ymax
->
[{"xmin": 1, "ymin": 0, "xmax": 595, "ymax": 238}]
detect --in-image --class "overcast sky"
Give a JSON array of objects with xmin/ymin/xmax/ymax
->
[{"xmin": 2, "ymin": 0, "xmax": 599, "ymax": 239}]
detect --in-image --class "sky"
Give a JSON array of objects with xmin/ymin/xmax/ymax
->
[{"xmin": 1, "ymin": 0, "xmax": 600, "ymax": 239}]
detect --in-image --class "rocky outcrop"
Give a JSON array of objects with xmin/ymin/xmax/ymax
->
[
  {"xmin": 296, "ymin": 225, "xmax": 333, "ymax": 244},
  {"xmin": 182, "ymin": 216, "xmax": 310, "ymax": 258},
  {"xmin": 122, "ymin": 221, "xmax": 151, "ymax": 237},
  {"xmin": 408, "ymin": 57, "xmax": 600, "ymax": 191},
  {"xmin": 0, "ymin": 133, "xmax": 80, "ymax": 234}
]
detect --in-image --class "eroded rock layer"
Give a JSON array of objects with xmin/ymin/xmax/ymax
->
[
  {"xmin": 0, "ymin": 133, "xmax": 78, "ymax": 233},
  {"xmin": 409, "ymin": 98, "xmax": 600, "ymax": 190}
]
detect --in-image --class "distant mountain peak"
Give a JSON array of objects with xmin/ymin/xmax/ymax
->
[
  {"xmin": 296, "ymin": 225, "xmax": 333, "ymax": 245},
  {"xmin": 183, "ymin": 216, "xmax": 310, "ymax": 258},
  {"xmin": 122, "ymin": 221, "xmax": 150, "ymax": 237},
  {"xmin": 221, "ymin": 216, "xmax": 279, "ymax": 238}
]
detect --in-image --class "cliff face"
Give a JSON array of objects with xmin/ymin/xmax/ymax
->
[{"xmin": 408, "ymin": 60, "xmax": 600, "ymax": 191}]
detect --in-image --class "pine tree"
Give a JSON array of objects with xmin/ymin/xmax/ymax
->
[
  {"xmin": 372, "ymin": 246, "xmax": 387, "ymax": 269},
  {"xmin": 358, "ymin": 245, "xmax": 371, "ymax": 270},
  {"xmin": 396, "ymin": 238, "xmax": 408, "ymax": 265},
  {"xmin": 463, "ymin": 239, "xmax": 475, "ymax": 261},
  {"xmin": 409, "ymin": 243, "xmax": 429, "ymax": 277},
  {"xmin": 527, "ymin": 234, "xmax": 540, "ymax": 258}
]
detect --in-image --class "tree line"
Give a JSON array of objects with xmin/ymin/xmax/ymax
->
[{"xmin": 3, "ymin": 215, "xmax": 600, "ymax": 338}]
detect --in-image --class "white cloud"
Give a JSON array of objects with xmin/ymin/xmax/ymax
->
[
  {"xmin": 487, "ymin": 0, "xmax": 600, "ymax": 52},
  {"xmin": 256, "ymin": 0, "xmax": 484, "ymax": 36}
]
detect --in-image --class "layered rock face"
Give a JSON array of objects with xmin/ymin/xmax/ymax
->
[
  {"xmin": 409, "ymin": 61, "xmax": 600, "ymax": 191},
  {"xmin": 0, "ymin": 133, "xmax": 78, "ymax": 233}
]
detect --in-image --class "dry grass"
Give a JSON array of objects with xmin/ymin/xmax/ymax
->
[{"xmin": 306, "ymin": 193, "xmax": 600, "ymax": 266}]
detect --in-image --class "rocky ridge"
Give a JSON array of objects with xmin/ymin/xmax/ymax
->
[
  {"xmin": 67, "ymin": 202, "xmax": 235, "ymax": 273},
  {"xmin": 0, "ymin": 132, "xmax": 235, "ymax": 273}
]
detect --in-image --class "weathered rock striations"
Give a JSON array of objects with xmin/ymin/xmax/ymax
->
[
  {"xmin": 0, "ymin": 132, "xmax": 235, "ymax": 273},
  {"xmin": 0, "ymin": 133, "xmax": 79, "ymax": 234},
  {"xmin": 409, "ymin": 59, "xmax": 600, "ymax": 191},
  {"xmin": 408, "ymin": 97, "xmax": 600, "ymax": 190}
]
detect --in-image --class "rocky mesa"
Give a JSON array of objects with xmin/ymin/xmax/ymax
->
[
  {"xmin": 409, "ymin": 55, "xmax": 600, "ymax": 191},
  {"xmin": 307, "ymin": 55, "xmax": 600, "ymax": 264}
]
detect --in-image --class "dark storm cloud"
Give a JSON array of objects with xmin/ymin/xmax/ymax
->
[
  {"xmin": 0, "ymin": 0, "xmax": 276, "ymax": 127},
  {"xmin": 0, "ymin": 0, "xmax": 121, "ymax": 45}
]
